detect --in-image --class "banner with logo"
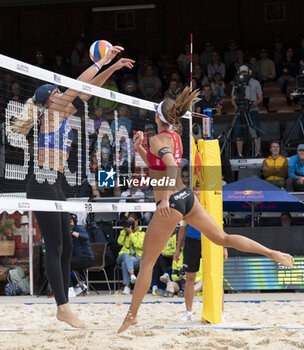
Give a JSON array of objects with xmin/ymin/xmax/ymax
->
[{"xmin": 197, "ymin": 139, "xmax": 223, "ymax": 324}]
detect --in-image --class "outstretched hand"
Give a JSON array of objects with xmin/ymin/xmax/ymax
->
[
  {"xmin": 114, "ymin": 58, "xmax": 135, "ymax": 70},
  {"xmin": 105, "ymin": 45, "xmax": 124, "ymax": 61}
]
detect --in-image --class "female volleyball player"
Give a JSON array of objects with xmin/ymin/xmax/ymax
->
[
  {"xmin": 12, "ymin": 46, "xmax": 134, "ymax": 329},
  {"xmin": 118, "ymin": 86, "xmax": 294, "ymax": 333}
]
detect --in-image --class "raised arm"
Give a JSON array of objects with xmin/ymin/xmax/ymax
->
[
  {"xmin": 133, "ymin": 131, "xmax": 148, "ymax": 166},
  {"xmin": 53, "ymin": 46, "xmax": 128, "ymax": 115},
  {"xmin": 149, "ymin": 135, "xmax": 179, "ymax": 219}
]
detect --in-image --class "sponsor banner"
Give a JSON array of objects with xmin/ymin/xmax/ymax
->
[{"xmin": 0, "ymin": 197, "xmax": 155, "ymax": 213}]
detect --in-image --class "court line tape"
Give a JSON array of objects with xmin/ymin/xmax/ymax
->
[
  {"xmin": 1, "ymin": 325, "xmax": 304, "ymax": 333},
  {"xmin": 20, "ymin": 299, "xmax": 304, "ymax": 306}
]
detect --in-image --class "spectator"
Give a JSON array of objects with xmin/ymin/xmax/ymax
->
[
  {"xmin": 132, "ymin": 108, "xmax": 156, "ymax": 131},
  {"xmin": 262, "ymin": 141, "xmax": 288, "ymax": 188},
  {"xmin": 224, "ymin": 38, "xmax": 238, "ymax": 67},
  {"xmin": 138, "ymin": 65, "xmax": 162, "ymax": 102},
  {"xmin": 51, "ymin": 51, "xmax": 69, "ymax": 75},
  {"xmin": 122, "ymin": 79, "xmax": 140, "ymax": 118},
  {"xmin": 164, "ymin": 79, "xmax": 182, "ymax": 100},
  {"xmin": 144, "ymin": 123, "xmax": 156, "ymax": 146},
  {"xmin": 181, "ymin": 166, "xmax": 190, "ymax": 187},
  {"xmin": 171, "ymin": 71, "xmax": 184, "ymax": 90},
  {"xmin": 207, "ymin": 52, "xmax": 225, "ymax": 81},
  {"xmin": 249, "ymin": 56, "xmax": 260, "ymax": 81},
  {"xmin": 259, "ymin": 49, "xmax": 276, "ymax": 82},
  {"xmin": 69, "ymin": 214, "xmax": 94, "ymax": 294},
  {"xmin": 1, "ymin": 71, "xmax": 13, "ymax": 100},
  {"xmin": 113, "ymin": 135, "xmax": 134, "ymax": 172},
  {"xmin": 116, "ymin": 213, "xmax": 145, "ymax": 295},
  {"xmin": 137, "ymin": 57, "xmax": 159, "ymax": 81},
  {"xmin": 90, "ymin": 106, "xmax": 108, "ymax": 131},
  {"xmin": 93, "ymin": 78, "xmax": 119, "ymax": 121},
  {"xmin": 120, "ymin": 183, "xmax": 144, "ymax": 203},
  {"xmin": 176, "ymin": 43, "xmax": 191, "ymax": 76},
  {"xmin": 110, "ymin": 104, "xmax": 132, "ymax": 135},
  {"xmin": 286, "ymin": 144, "xmax": 304, "ymax": 192},
  {"xmin": 295, "ymin": 37, "xmax": 304, "ymax": 63},
  {"xmin": 10, "ymin": 82, "xmax": 24, "ymax": 103},
  {"xmin": 34, "ymin": 50, "xmax": 48, "ymax": 69},
  {"xmin": 231, "ymin": 65, "xmax": 263, "ymax": 158},
  {"xmin": 211, "ymin": 72, "xmax": 225, "ymax": 98},
  {"xmin": 244, "ymin": 214, "xmax": 252, "ymax": 227},
  {"xmin": 233, "ymin": 50, "xmax": 246, "ymax": 77},
  {"xmin": 196, "ymin": 84, "xmax": 221, "ymax": 115},
  {"xmin": 277, "ymin": 48, "xmax": 299, "ymax": 93},
  {"xmin": 200, "ymin": 42, "xmax": 215, "ymax": 71},
  {"xmin": 192, "ymin": 63, "xmax": 209, "ymax": 87},
  {"xmin": 280, "ymin": 212, "xmax": 292, "ymax": 227},
  {"xmin": 151, "ymin": 232, "xmax": 176, "ymax": 295},
  {"xmin": 70, "ymin": 40, "xmax": 90, "ymax": 77},
  {"xmin": 272, "ymin": 37, "xmax": 284, "ymax": 64}
]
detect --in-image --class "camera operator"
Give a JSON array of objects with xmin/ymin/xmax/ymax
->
[
  {"xmin": 69, "ymin": 214, "xmax": 94, "ymax": 294},
  {"xmin": 116, "ymin": 213, "xmax": 145, "ymax": 295},
  {"xmin": 231, "ymin": 65, "xmax": 263, "ymax": 158}
]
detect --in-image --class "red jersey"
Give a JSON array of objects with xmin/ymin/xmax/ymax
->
[{"xmin": 146, "ymin": 130, "xmax": 182, "ymax": 170}]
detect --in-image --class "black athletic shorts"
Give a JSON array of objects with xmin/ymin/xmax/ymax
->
[
  {"xmin": 183, "ymin": 236, "xmax": 201, "ymax": 273},
  {"xmin": 157, "ymin": 188, "xmax": 195, "ymax": 216}
]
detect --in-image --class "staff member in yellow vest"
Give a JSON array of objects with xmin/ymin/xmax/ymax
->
[
  {"xmin": 116, "ymin": 213, "xmax": 145, "ymax": 295},
  {"xmin": 262, "ymin": 141, "xmax": 288, "ymax": 188}
]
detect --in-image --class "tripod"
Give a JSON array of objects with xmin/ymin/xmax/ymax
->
[
  {"xmin": 221, "ymin": 108, "xmax": 260, "ymax": 158},
  {"xmin": 282, "ymin": 103, "xmax": 304, "ymax": 153}
]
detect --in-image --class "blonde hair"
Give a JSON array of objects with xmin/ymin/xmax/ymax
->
[
  {"xmin": 160, "ymin": 87, "xmax": 200, "ymax": 127},
  {"xmin": 11, "ymin": 98, "xmax": 45, "ymax": 135}
]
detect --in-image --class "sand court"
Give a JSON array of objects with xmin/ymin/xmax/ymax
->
[{"xmin": 1, "ymin": 293, "xmax": 304, "ymax": 350}]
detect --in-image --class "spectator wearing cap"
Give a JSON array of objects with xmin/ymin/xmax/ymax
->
[
  {"xmin": 231, "ymin": 65, "xmax": 263, "ymax": 158},
  {"xmin": 258, "ymin": 49, "xmax": 276, "ymax": 82},
  {"xmin": 286, "ymin": 144, "xmax": 304, "ymax": 192},
  {"xmin": 262, "ymin": 141, "xmax": 288, "ymax": 188}
]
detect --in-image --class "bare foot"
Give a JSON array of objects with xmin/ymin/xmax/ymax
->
[
  {"xmin": 117, "ymin": 310, "xmax": 137, "ymax": 334},
  {"xmin": 271, "ymin": 250, "xmax": 294, "ymax": 268},
  {"xmin": 56, "ymin": 304, "xmax": 86, "ymax": 329}
]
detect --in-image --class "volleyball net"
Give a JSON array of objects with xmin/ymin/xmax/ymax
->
[{"xmin": 0, "ymin": 53, "xmax": 212, "ymax": 211}]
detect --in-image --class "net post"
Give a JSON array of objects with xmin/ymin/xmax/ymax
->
[
  {"xmin": 28, "ymin": 211, "xmax": 34, "ymax": 296},
  {"xmin": 203, "ymin": 108, "xmax": 213, "ymax": 140}
]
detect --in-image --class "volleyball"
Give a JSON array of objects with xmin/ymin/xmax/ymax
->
[{"xmin": 89, "ymin": 40, "xmax": 113, "ymax": 64}]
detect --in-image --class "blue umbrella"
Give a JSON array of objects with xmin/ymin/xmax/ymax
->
[{"xmin": 222, "ymin": 176, "xmax": 304, "ymax": 226}]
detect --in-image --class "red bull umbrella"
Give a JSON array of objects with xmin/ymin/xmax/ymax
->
[{"xmin": 222, "ymin": 176, "xmax": 304, "ymax": 214}]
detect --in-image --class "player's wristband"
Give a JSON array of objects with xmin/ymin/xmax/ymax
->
[{"xmin": 94, "ymin": 62, "xmax": 101, "ymax": 71}]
